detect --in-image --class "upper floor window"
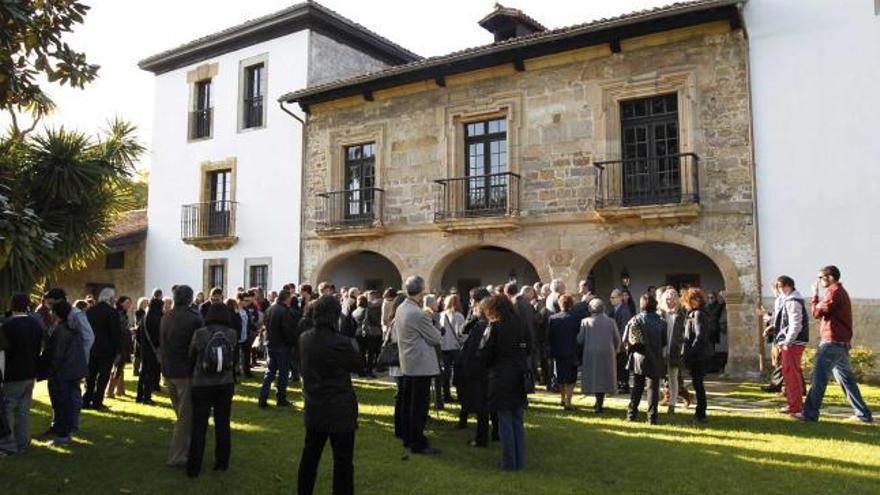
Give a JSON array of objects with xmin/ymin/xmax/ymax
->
[
  {"xmin": 465, "ymin": 118, "xmax": 507, "ymax": 213},
  {"xmin": 190, "ymin": 79, "xmax": 212, "ymax": 140},
  {"xmin": 105, "ymin": 251, "xmax": 125, "ymax": 270},
  {"xmin": 243, "ymin": 63, "xmax": 264, "ymax": 129},
  {"xmin": 620, "ymin": 93, "xmax": 681, "ymax": 206},
  {"xmin": 344, "ymin": 143, "xmax": 376, "ymax": 220}
]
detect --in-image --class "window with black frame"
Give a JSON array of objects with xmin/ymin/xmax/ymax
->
[
  {"xmin": 207, "ymin": 169, "xmax": 232, "ymax": 236},
  {"xmin": 192, "ymin": 79, "xmax": 212, "ymax": 139},
  {"xmin": 243, "ymin": 63, "xmax": 264, "ymax": 129},
  {"xmin": 465, "ymin": 118, "xmax": 507, "ymax": 214},
  {"xmin": 620, "ymin": 93, "xmax": 681, "ymax": 206},
  {"xmin": 249, "ymin": 264, "xmax": 269, "ymax": 291},
  {"xmin": 344, "ymin": 143, "xmax": 375, "ymax": 223}
]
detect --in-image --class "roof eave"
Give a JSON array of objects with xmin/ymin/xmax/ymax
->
[
  {"xmin": 138, "ymin": 3, "xmax": 420, "ymax": 75},
  {"xmin": 280, "ymin": 0, "xmax": 744, "ymax": 108}
]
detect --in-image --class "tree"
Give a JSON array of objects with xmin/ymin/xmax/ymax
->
[
  {"xmin": 1, "ymin": 0, "xmax": 99, "ymax": 136},
  {"xmin": 0, "ymin": 118, "xmax": 144, "ymax": 301}
]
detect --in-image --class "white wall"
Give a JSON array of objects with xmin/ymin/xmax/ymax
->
[
  {"xmin": 145, "ymin": 31, "xmax": 309, "ymax": 295},
  {"xmin": 747, "ymin": 0, "xmax": 880, "ymax": 299},
  {"xmin": 440, "ymin": 248, "xmax": 540, "ymax": 293}
]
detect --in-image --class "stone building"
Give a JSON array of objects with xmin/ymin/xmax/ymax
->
[
  {"xmin": 283, "ymin": 1, "xmax": 763, "ymax": 374},
  {"xmin": 49, "ymin": 210, "xmax": 147, "ymax": 301}
]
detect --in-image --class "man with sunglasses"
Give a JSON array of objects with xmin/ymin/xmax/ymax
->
[{"xmin": 796, "ymin": 266, "xmax": 873, "ymax": 423}]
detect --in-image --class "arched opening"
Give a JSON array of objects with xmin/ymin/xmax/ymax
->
[
  {"xmin": 584, "ymin": 241, "xmax": 730, "ymax": 372},
  {"xmin": 315, "ymin": 250, "xmax": 402, "ymax": 291},
  {"xmin": 585, "ymin": 241, "xmax": 726, "ymax": 297},
  {"xmin": 438, "ymin": 246, "xmax": 540, "ymax": 297}
]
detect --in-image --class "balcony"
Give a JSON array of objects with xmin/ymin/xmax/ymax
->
[
  {"xmin": 315, "ymin": 188, "xmax": 385, "ymax": 238},
  {"xmin": 433, "ymin": 172, "xmax": 521, "ymax": 232},
  {"xmin": 592, "ymin": 152, "xmax": 701, "ymax": 225},
  {"xmin": 189, "ymin": 108, "xmax": 212, "ymax": 140},
  {"xmin": 181, "ymin": 200, "xmax": 238, "ymax": 250}
]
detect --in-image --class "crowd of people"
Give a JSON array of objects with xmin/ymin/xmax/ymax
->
[{"xmin": 0, "ymin": 263, "xmax": 873, "ymax": 493}]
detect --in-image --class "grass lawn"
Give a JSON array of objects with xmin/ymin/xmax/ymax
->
[{"xmin": 1, "ymin": 367, "xmax": 878, "ymax": 494}]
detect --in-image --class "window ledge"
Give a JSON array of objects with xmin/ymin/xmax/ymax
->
[
  {"xmin": 183, "ymin": 236, "xmax": 238, "ymax": 251},
  {"xmin": 315, "ymin": 223, "xmax": 386, "ymax": 239},
  {"xmin": 594, "ymin": 203, "xmax": 700, "ymax": 226},
  {"xmin": 434, "ymin": 215, "xmax": 521, "ymax": 233}
]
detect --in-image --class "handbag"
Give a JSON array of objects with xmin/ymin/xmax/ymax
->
[{"xmin": 375, "ymin": 328, "xmax": 400, "ymax": 372}]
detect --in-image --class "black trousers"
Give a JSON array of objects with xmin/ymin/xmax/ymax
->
[
  {"xmin": 297, "ymin": 430, "xmax": 355, "ymax": 495},
  {"xmin": 689, "ymin": 361, "xmax": 708, "ymax": 419},
  {"xmin": 393, "ymin": 377, "xmax": 404, "ymax": 440},
  {"xmin": 616, "ymin": 352, "xmax": 630, "ymax": 391},
  {"xmin": 136, "ymin": 352, "xmax": 159, "ymax": 401},
  {"xmin": 628, "ymin": 374, "xmax": 660, "ymax": 423},
  {"xmin": 400, "ymin": 375, "xmax": 432, "ymax": 452},
  {"xmin": 440, "ymin": 351, "xmax": 457, "ymax": 400},
  {"xmin": 240, "ymin": 343, "xmax": 252, "ymax": 376},
  {"xmin": 83, "ymin": 355, "xmax": 114, "ymax": 407},
  {"xmin": 187, "ymin": 383, "xmax": 233, "ymax": 477},
  {"xmin": 357, "ymin": 335, "xmax": 381, "ymax": 375}
]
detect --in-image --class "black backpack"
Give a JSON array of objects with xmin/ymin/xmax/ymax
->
[{"xmin": 202, "ymin": 330, "xmax": 234, "ymax": 375}]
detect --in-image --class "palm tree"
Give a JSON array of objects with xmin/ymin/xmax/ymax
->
[{"xmin": 0, "ymin": 118, "xmax": 144, "ymax": 302}]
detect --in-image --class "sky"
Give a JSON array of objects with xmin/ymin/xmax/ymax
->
[{"xmin": 2, "ymin": 0, "xmax": 673, "ymax": 169}]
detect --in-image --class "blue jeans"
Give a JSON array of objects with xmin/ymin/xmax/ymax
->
[
  {"xmin": 0, "ymin": 380, "xmax": 35, "ymax": 453},
  {"xmin": 497, "ymin": 407, "xmax": 526, "ymax": 470},
  {"xmin": 259, "ymin": 347, "xmax": 291, "ymax": 404},
  {"xmin": 803, "ymin": 343, "xmax": 873, "ymax": 422},
  {"xmin": 48, "ymin": 378, "xmax": 79, "ymax": 438}
]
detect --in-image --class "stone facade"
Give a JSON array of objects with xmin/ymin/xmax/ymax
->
[
  {"xmin": 301, "ymin": 22, "xmax": 763, "ymax": 375},
  {"xmin": 50, "ymin": 241, "xmax": 147, "ymax": 302}
]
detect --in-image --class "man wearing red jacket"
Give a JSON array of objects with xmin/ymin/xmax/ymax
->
[{"xmin": 797, "ymin": 265, "xmax": 873, "ymax": 423}]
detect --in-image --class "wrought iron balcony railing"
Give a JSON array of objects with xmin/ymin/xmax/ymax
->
[
  {"xmin": 593, "ymin": 152, "xmax": 700, "ymax": 209},
  {"xmin": 434, "ymin": 172, "xmax": 521, "ymax": 221},
  {"xmin": 189, "ymin": 108, "xmax": 212, "ymax": 139},
  {"xmin": 316, "ymin": 188, "xmax": 384, "ymax": 229},
  {"xmin": 181, "ymin": 200, "xmax": 237, "ymax": 241},
  {"xmin": 243, "ymin": 96, "xmax": 263, "ymax": 129}
]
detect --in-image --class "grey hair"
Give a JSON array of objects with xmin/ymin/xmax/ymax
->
[
  {"xmin": 549, "ymin": 279, "xmax": 565, "ymax": 293},
  {"xmin": 589, "ymin": 298, "xmax": 605, "ymax": 315},
  {"xmin": 404, "ymin": 276, "xmax": 425, "ymax": 297},
  {"xmin": 423, "ymin": 294, "xmax": 437, "ymax": 309},
  {"xmin": 519, "ymin": 286, "xmax": 535, "ymax": 297},
  {"xmin": 610, "ymin": 288, "xmax": 622, "ymax": 298},
  {"xmin": 97, "ymin": 287, "xmax": 116, "ymax": 304}
]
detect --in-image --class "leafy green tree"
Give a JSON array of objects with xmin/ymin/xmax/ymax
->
[
  {"xmin": 0, "ymin": 119, "xmax": 144, "ymax": 301},
  {"xmin": 1, "ymin": 0, "xmax": 99, "ymax": 136}
]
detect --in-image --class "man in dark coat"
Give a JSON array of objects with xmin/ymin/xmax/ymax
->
[
  {"xmin": 160, "ymin": 285, "xmax": 205, "ymax": 467},
  {"xmin": 609, "ymin": 289, "xmax": 634, "ymax": 393},
  {"xmin": 622, "ymin": 294, "xmax": 667, "ymax": 425},
  {"xmin": 83, "ymin": 288, "xmax": 121, "ymax": 410},
  {"xmin": 297, "ymin": 295, "xmax": 362, "ymax": 495},
  {"xmin": 258, "ymin": 290, "xmax": 298, "ymax": 408}
]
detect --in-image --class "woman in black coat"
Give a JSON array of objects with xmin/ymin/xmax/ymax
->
[
  {"xmin": 682, "ymin": 288, "xmax": 713, "ymax": 422},
  {"xmin": 453, "ymin": 287, "xmax": 496, "ymax": 447},
  {"xmin": 546, "ymin": 294, "xmax": 581, "ymax": 411},
  {"xmin": 481, "ymin": 295, "xmax": 529, "ymax": 471},
  {"xmin": 136, "ymin": 297, "xmax": 162, "ymax": 404},
  {"xmin": 297, "ymin": 295, "xmax": 363, "ymax": 495}
]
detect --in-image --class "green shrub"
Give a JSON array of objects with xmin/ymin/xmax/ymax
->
[{"xmin": 801, "ymin": 345, "xmax": 876, "ymax": 382}]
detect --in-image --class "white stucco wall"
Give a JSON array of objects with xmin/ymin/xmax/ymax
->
[
  {"xmin": 746, "ymin": 0, "xmax": 880, "ymax": 299},
  {"xmin": 145, "ymin": 31, "xmax": 309, "ymax": 295}
]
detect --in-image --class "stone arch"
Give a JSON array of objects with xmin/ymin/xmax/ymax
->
[
  {"xmin": 426, "ymin": 242, "xmax": 549, "ymax": 293},
  {"xmin": 575, "ymin": 231, "xmax": 743, "ymax": 302},
  {"xmin": 312, "ymin": 247, "xmax": 406, "ymax": 291}
]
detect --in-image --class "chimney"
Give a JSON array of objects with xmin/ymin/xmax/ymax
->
[{"xmin": 479, "ymin": 3, "xmax": 546, "ymax": 43}]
